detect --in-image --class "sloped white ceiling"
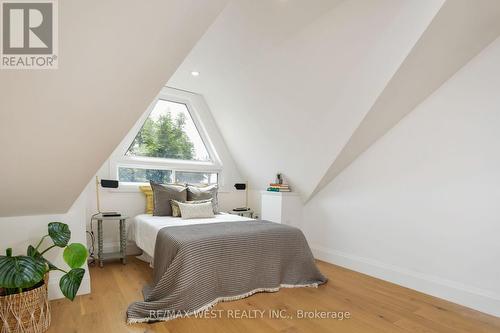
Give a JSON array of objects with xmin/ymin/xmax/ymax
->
[
  {"xmin": 168, "ymin": 0, "xmax": 444, "ymax": 199},
  {"xmin": 312, "ymin": 0, "xmax": 500, "ymax": 197},
  {"xmin": 0, "ymin": 0, "xmax": 228, "ymax": 217}
]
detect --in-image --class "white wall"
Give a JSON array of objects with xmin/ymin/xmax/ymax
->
[
  {"xmin": 303, "ymin": 37, "xmax": 500, "ymax": 316},
  {"xmin": 313, "ymin": 0, "xmax": 500, "ymax": 195},
  {"xmin": 169, "ymin": 0, "xmax": 443, "ymax": 200},
  {"xmin": 0, "ymin": 192, "xmax": 91, "ymax": 300}
]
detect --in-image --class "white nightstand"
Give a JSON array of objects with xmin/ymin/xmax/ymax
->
[{"xmin": 261, "ymin": 191, "xmax": 301, "ymax": 226}]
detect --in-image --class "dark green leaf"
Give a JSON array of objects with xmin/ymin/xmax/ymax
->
[
  {"xmin": 59, "ymin": 268, "xmax": 85, "ymax": 301},
  {"xmin": 6, "ymin": 248, "xmax": 12, "ymax": 257},
  {"xmin": 63, "ymin": 243, "xmax": 88, "ymax": 269},
  {"xmin": 27, "ymin": 245, "xmax": 58, "ymax": 271},
  {"xmin": 27, "ymin": 245, "xmax": 37, "ymax": 257},
  {"xmin": 48, "ymin": 222, "xmax": 71, "ymax": 247},
  {"xmin": 0, "ymin": 256, "xmax": 46, "ymax": 289},
  {"xmin": 46, "ymin": 262, "xmax": 58, "ymax": 271}
]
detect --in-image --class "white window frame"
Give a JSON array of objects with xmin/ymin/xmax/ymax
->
[{"xmin": 109, "ymin": 87, "xmax": 223, "ymax": 190}]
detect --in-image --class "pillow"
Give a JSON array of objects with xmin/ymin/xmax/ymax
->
[
  {"xmin": 139, "ymin": 186, "xmax": 154, "ymax": 214},
  {"xmin": 170, "ymin": 199, "xmax": 212, "ymax": 217},
  {"xmin": 150, "ymin": 181, "xmax": 187, "ymax": 216},
  {"xmin": 187, "ymin": 184, "xmax": 218, "ymax": 213},
  {"xmin": 178, "ymin": 201, "xmax": 215, "ymax": 219}
]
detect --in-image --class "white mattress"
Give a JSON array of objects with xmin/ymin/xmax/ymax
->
[{"xmin": 128, "ymin": 213, "xmax": 254, "ymax": 259}]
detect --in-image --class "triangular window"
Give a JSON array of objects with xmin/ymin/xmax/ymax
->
[
  {"xmin": 126, "ymin": 99, "xmax": 211, "ymax": 162},
  {"xmin": 113, "ymin": 88, "xmax": 222, "ymax": 185}
]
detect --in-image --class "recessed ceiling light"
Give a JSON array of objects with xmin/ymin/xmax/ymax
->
[{"xmin": 191, "ymin": 71, "xmax": 200, "ymax": 77}]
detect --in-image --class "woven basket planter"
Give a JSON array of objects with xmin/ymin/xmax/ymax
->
[{"xmin": 0, "ymin": 276, "xmax": 50, "ymax": 333}]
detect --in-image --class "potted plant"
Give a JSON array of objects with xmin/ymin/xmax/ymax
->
[{"xmin": 0, "ymin": 222, "xmax": 88, "ymax": 333}]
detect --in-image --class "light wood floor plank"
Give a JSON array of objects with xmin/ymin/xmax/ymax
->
[{"xmin": 45, "ymin": 257, "xmax": 500, "ymax": 333}]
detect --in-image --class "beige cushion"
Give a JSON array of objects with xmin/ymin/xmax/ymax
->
[
  {"xmin": 170, "ymin": 199, "xmax": 212, "ymax": 217},
  {"xmin": 178, "ymin": 201, "xmax": 215, "ymax": 219},
  {"xmin": 186, "ymin": 184, "xmax": 218, "ymax": 213}
]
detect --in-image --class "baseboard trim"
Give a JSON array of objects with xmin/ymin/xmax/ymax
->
[{"xmin": 311, "ymin": 244, "xmax": 500, "ymax": 317}]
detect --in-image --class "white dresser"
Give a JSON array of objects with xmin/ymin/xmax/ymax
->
[{"xmin": 260, "ymin": 191, "xmax": 302, "ymax": 226}]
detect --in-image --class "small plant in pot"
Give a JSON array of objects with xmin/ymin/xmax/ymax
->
[{"xmin": 0, "ymin": 222, "xmax": 88, "ymax": 333}]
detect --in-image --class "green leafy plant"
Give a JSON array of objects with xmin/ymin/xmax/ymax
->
[{"xmin": 0, "ymin": 222, "xmax": 87, "ymax": 301}]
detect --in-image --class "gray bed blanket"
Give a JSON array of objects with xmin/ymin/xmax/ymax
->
[{"xmin": 127, "ymin": 220, "xmax": 327, "ymax": 323}]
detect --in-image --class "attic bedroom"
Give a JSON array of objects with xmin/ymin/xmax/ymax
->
[{"xmin": 0, "ymin": 1, "xmax": 499, "ymax": 332}]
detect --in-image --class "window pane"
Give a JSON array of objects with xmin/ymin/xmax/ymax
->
[
  {"xmin": 175, "ymin": 171, "xmax": 218, "ymax": 185},
  {"xmin": 118, "ymin": 167, "xmax": 172, "ymax": 183},
  {"xmin": 126, "ymin": 99, "xmax": 210, "ymax": 161}
]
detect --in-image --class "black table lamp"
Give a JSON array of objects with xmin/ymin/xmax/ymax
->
[
  {"xmin": 234, "ymin": 182, "xmax": 250, "ymax": 211},
  {"xmin": 95, "ymin": 177, "xmax": 121, "ymax": 216}
]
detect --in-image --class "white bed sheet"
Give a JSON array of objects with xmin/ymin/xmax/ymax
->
[{"xmin": 128, "ymin": 213, "xmax": 254, "ymax": 259}]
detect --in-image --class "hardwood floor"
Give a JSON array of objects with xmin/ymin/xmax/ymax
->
[{"xmin": 47, "ymin": 257, "xmax": 500, "ymax": 333}]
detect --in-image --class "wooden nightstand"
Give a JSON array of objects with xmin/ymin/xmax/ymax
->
[{"xmin": 91, "ymin": 214, "xmax": 128, "ymax": 268}]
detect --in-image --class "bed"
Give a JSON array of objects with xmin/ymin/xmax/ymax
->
[
  {"xmin": 126, "ymin": 213, "xmax": 326, "ymax": 323},
  {"xmin": 128, "ymin": 213, "xmax": 254, "ymax": 262}
]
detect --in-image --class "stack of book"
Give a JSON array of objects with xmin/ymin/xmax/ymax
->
[{"xmin": 267, "ymin": 183, "xmax": 291, "ymax": 192}]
